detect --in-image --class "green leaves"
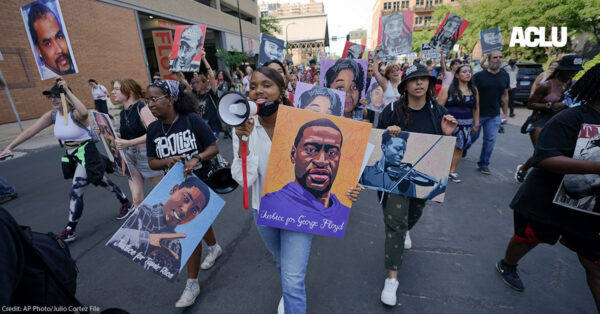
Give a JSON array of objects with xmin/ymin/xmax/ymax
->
[
  {"xmin": 215, "ymin": 48, "xmax": 248, "ymax": 69},
  {"xmin": 260, "ymin": 17, "xmax": 281, "ymax": 37}
]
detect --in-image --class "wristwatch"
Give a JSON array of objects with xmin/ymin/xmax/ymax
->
[{"xmin": 191, "ymin": 153, "xmax": 202, "ymax": 162}]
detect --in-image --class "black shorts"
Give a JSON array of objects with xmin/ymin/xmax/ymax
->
[{"xmin": 513, "ymin": 212, "xmax": 600, "ymax": 265}]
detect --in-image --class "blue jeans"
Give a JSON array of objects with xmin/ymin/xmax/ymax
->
[
  {"xmin": 253, "ymin": 210, "xmax": 313, "ymax": 314},
  {"xmin": 471, "ymin": 115, "xmax": 501, "ymax": 168},
  {"xmin": 0, "ymin": 176, "xmax": 15, "ymax": 197}
]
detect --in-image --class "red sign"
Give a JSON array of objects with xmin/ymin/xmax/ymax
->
[{"xmin": 152, "ymin": 30, "xmax": 176, "ymax": 80}]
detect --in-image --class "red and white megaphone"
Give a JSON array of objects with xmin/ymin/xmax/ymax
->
[{"xmin": 218, "ymin": 91, "xmax": 259, "ymax": 210}]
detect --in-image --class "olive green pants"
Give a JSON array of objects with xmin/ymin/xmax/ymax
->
[{"xmin": 381, "ymin": 193, "xmax": 426, "ymax": 270}]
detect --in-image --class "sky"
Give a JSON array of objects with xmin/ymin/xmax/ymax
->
[{"xmin": 273, "ymin": 0, "xmax": 377, "ymax": 56}]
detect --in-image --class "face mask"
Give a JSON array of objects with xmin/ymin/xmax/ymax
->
[{"xmin": 257, "ymin": 99, "xmax": 280, "ymax": 117}]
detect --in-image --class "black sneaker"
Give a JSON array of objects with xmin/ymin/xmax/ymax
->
[
  {"xmin": 498, "ymin": 126, "xmax": 505, "ymax": 134},
  {"xmin": 514, "ymin": 164, "xmax": 527, "ymax": 183},
  {"xmin": 57, "ymin": 227, "xmax": 76, "ymax": 242},
  {"xmin": 117, "ymin": 202, "xmax": 134, "ymax": 220},
  {"xmin": 478, "ymin": 167, "xmax": 491, "ymax": 175},
  {"xmin": 496, "ymin": 260, "xmax": 524, "ymax": 291}
]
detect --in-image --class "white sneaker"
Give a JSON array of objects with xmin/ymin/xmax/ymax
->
[
  {"xmin": 404, "ymin": 231, "xmax": 412, "ymax": 249},
  {"xmin": 381, "ymin": 278, "xmax": 399, "ymax": 306},
  {"xmin": 175, "ymin": 279, "xmax": 200, "ymax": 308},
  {"xmin": 201, "ymin": 244, "xmax": 223, "ymax": 270},
  {"xmin": 277, "ymin": 296, "xmax": 284, "ymax": 314}
]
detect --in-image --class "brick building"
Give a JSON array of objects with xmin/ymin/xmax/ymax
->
[{"xmin": 0, "ymin": 0, "xmax": 259, "ymax": 124}]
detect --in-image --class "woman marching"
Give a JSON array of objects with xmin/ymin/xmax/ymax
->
[
  {"xmin": 231, "ymin": 66, "xmax": 363, "ymax": 313},
  {"xmin": 438, "ymin": 63, "xmax": 480, "ymax": 183},
  {"xmin": 110, "ymin": 78, "xmax": 164, "ymax": 217},
  {"xmin": 514, "ymin": 55, "xmax": 582, "ymax": 182},
  {"xmin": 0, "ymin": 78, "xmax": 131, "ymax": 242},
  {"xmin": 145, "ymin": 79, "xmax": 222, "ymax": 308},
  {"xmin": 376, "ymin": 64, "xmax": 457, "ymax": 306}
]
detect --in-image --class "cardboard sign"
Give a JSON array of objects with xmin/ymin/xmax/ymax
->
[
  {"xmin": 258, "ymin": 33, "xmax": 286, "ymax": 67},
  {"xmin": 380, "ymin": 12, "xmax": 414, "ymax": 60},
  {"xmin": 359, "ymin": 129, "xmax": 456, "ymax": 202},
  {"xmin": 169, "ymin": 24, "xmax": 207, "ymax": 73},
  {"xmin": 342, "ymin": 41, "xmax": 365, "ymax": 59},
  {"xmin": 91, "ymin": 111, "xmax": 131, "ymax": 180},
  {"xmin": 152, "ymin": 30, "xmax": 176, "ymax": 80},
  {"xmin": 107, "ymin": 163, "xmax": 225, "ymax": 281},
  {"xmin": 553, "ymin": 124, "xmax": 600, "ymax": 215},
  {"xmin": 293, "ymin": 82, "xmax": 345, "ymax": 116},
  {"xmin": 421, "ymin": 43, "xmax": 441, "ymax": 60},
  {"xmin": 480, "ymin": 27, "xmax": 503, "ymax": 54},
  {"xmin": 21, "ymin": 0, "xmax": 79, "ymax": 80},
  {"xmin": 365, "ymin": 80, "xmax": 386, "ymax": 113},
  {"xmin": 428, "ymin": 13, "xmax": 470, "ymax": 54},
  {"xmin": 320, "ymin": 58, "xmax": 368, "ymax": 116},
  {"xmin": 257, "ymin": 106, "xmax": 371, "ymax": 238}
]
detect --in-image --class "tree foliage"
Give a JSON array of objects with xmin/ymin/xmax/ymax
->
[
  {"xmin": 260, "ymin": 17, "xmax": 281, "ymax": 36},
  {"xmin": 432, "ymin": 0, "xmax": 600, "ymax": 63},
  {"xmin": 216, "ymin": 48, "xmax": 248, "ymax": 69}
]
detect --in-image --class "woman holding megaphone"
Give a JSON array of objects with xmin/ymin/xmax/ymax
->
[
  {"xmin": 145, "ymin": 79, "xmax": 223, "ymax": 308},
  {"xmin": 231, "ymin": 67, "xmax": 364, "ymax": 314}
]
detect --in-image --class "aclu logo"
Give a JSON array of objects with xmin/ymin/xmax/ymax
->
[{"xmin": 509, "ymin": 27, "xmax": 567, "ymax": 48}]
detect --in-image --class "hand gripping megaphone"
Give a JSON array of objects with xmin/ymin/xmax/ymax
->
[{"xmin": 217, "ymin": 91, "xmax": 259, "ymax": 210}]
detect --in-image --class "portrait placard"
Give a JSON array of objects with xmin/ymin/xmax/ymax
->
[
  {"xmin": 553, "ymin": 124, "xmax": 600, "ymax": 215},
  {"xmin": 359, "ymin": 129, "xmax": 456, "ymax": 202},
  {"xmin": 21, "ymin": 0, "xmax": 79, "ymax": 80},
  {"xmin": 257, "ymin": 106, "xmax": 371, "ymax": 238},
  {"xmin": 380, "ymin": 12, "xmax": 414, "ymax": 60},
  {"xmin": 293, "ymin": 82, "xmax": 345, "ymax": 116},
  {"xmin": 107, "ymin": 163, "xmax": 225, "ymax": 281},
  {"xmin": 91, "ymin": 111, "xmax": 131, "ymax": 180},
  {"xmin": 428, "ymin": 13, "xmax": 470, "ymax": 54},
  {"xmin": 421, "ymin": 43, "xmax": 441, "ymax": 60},
  {"xmin": 480, "ymin": 27, "xmax": 503, "ymax": 54},
  {"xmin": 365, "ymin": 79, "xmax": 386, "ymax": 113},
  {"xmin": 342, "ymin": 41, "xmax": 365, "ymax": 59},
  {"xmin": 169, "ymin": 24, "xmax": 207, "ymax": 73},
  {"xmin": 258, "ymin": 33, "xmax": 286, "ymax": 67},
  {"xmin": 319, "ymin": 58, "xmax": 368, "ymax": 117}
]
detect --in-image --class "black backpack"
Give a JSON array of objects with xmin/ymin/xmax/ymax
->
[{"xmin": 0, "ymin": 207, "xmax": 87, "ymax": 313}]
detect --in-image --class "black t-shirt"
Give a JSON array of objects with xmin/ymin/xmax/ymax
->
[
  {"xmin": 195, "ymin": 90, "xmax": 222, "ymax": 132},
  {"xmin": 473, "ymin": 69, "xmax": 509, "ymax": 118},
  {"xmin": 120, "ymin": 101, "xmax": 147, "ymax": 140},
  {"xmin": 377, "ymin": 100, "xmax": 448, "ymax": 135},
  {"xmin": 146, "ymin": 113, "xmax": 217, "ymax": 176},
  {"xmin": 510, "ymin": 105, "xmax": 600, "ymax": 240}
]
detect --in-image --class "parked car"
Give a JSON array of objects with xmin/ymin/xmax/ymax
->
[{"xmin": 512, "ymin": 62, "xmax": 544, "ymax": 105}]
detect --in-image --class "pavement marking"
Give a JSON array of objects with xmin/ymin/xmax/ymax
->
[
  {"xmin": 399, "ymin": 292, "xmax": 514, "ymax": 310},
  {"xmin": 409, "ymin": 247, "xmax": 474, "ymax": 256}
]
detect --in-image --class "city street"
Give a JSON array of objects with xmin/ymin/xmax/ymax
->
[{"xmin": 0, "ymin": 121, "xmax": 596, "ymax": 313}]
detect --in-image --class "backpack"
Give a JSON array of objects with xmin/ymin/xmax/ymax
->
[
  {"xmin": 1, "ymin": 207, "xmax": 86, "ymax": 313},
  {"xmin": 51, "ymin": 109, "xmax": 100, "ymax": 143}
]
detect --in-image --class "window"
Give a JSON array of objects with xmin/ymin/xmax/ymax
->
[
  {"xmin": 426, "ymin": 0, "xmax": 433, "ymax": 6},
  {"xmin": 424, "ymin": 16, "xmax": 432, "ymax": 25},
  {"xmin": 393, "ymin": 1, "xmax": 400, "ymax": 10},
  {"xmin": 416, "ymin": 16, "xmax": 423, "ymax": 24},
  {"xmin": 402, "ymin": 0, "xmax": 409, "ymax": 8},
  {"xmin": 435, "ymin": 0, "xmax": 442, "ymax": 3},
  {"xmin": 383, "ymin": 2, "xmax": 391, "ymax": 10},
  {"xmin": 416, "ymin": 0, "xmax": 424, "ymax": 5}
]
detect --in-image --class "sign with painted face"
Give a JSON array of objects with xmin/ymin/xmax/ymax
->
[
  {"xmin": 480, "ymin": 27, "xmax": 503, "ymax": 54},
  {"xmin": 258, "ymin": 33, "xmax": 286, "ymax": 67},
  {"xmin": 169, "ymin": 24, "xmax": 206, "ymax": 73},
  {"xmin": 428, "ymin": 13, "xmax": 470, "ymax": 54}
]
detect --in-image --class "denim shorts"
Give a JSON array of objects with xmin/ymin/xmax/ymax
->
[{"xmin": 124, "ymin": 146, "xmax": 163, "ymax": 178}]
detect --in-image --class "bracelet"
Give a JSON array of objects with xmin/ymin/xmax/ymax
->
[{"xmin": 547, "ymin": 102, "xmax": 553, "ymax": 109}]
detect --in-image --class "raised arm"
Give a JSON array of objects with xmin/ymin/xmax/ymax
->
[
  {"xmin": 57, "ymin": 78, "xmax": 88, "ymax": 124},
  {"xmin": 202, "ymin": 49, "xmax": 217, "ymax": 94},
  {"xmin": 371, "ymin": 50, "xmax": 389, "ymax": 91},
  {"xmin": 439, "ymin": 47, "xmax": 447, "ymax": 74}
]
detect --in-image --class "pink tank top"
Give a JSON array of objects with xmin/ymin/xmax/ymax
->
[{"xmin": 542, "ymin": 79, "xmax": 565, "ymax": 103}]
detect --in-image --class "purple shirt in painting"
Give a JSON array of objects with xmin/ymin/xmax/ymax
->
[{"xmin": 258, "ymin": 182, "xmax": 350, "ymax": 238}]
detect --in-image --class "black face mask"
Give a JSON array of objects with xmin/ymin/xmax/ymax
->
[{"xmin": 257, "ymin": 99, "xmax": 280, "ymax": 117}]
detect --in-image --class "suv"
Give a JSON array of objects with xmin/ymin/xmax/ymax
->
[{"xmin": 512, "ymin": 62, "xmax": 544, "ymax": 105}]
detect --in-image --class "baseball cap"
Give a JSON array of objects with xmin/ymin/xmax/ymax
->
[{"xmin": 555, "ymin": 55, "xmax": 584, "ymax": 71}]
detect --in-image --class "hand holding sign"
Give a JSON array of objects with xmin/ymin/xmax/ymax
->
[{"xmin": 149, "ymin": 233, "xmax": 187, "ymax": 260}]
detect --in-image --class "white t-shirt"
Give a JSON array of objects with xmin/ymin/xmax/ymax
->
[
  {"xmin": 243, "ymin": 76, "xmax": 251, "ymax": 92},
  {"xmin": 91, "ymin": 84, "xmax": 107, "ymax": 100},
  {"xmin": 504, "ymin": 65, "xmax": 519, "ymax": 89}
]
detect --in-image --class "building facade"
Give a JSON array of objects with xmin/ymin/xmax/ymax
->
[
  {"xmin": 349, "ymin": 28, "xmax": 367, "ymax": 47},
  {"xmin": 0, "ymin": 0, "xmax": 259, "ymax": 124},
  {"xmin": 370, "ymin": 0, "xmax": 459, "ymax": 50}
]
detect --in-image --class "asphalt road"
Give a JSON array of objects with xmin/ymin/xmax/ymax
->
[{"xmin": 0, "ymin": 124, "xmax": 596, "ymax": 313}]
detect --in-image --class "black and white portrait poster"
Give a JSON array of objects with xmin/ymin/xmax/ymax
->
[
  {"xmin": 428, "ymin": 13, "xmax": 470, "ymax": 54},
  {"xmin": 21, "ymin": 0, "xmax": 79, "ymax": 80},
  {"xmin": 169, "ymin": 24, "xmax": 206, "ymax": 73},
  {"xmin": 258, "ymin": 33, "xmax": 286, "ymax": 67},
  {"xmin": 420, "ymin": 43, "xmax": 440, "ymax": 60},
  {"xmin": 553, "ymin": 124, "xmax": 600, "ymax": 215},
  {"xmin": 479, "ymin": 27, "xmax": 503, "ymax": 54},
  {"xmin": 380, "ymin": 11, "xmax": 414, "ymax": 60},
  {"xmin": 359, "ymin": 129, "xmax": 455, "ymax": 202},
  {"xmin": 342, "ymin": 41, "xmax": 365, "ymax": 59}
]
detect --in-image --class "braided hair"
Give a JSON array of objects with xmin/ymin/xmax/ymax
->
[{"xmin": 570, "ymin": 63, "xmax": 600, "ymax": 108}]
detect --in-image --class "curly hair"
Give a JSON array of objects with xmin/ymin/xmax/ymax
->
[{"xmin": 324, "ymin": 59, "xmax": 365, "ymax": 94}]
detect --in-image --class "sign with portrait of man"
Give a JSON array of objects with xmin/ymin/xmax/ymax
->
[
  {"xmin": 169, "ymin": 24, "xmax": 206, "ymax": 73},
  {"xmin": 420, "ymin": 43, "xmax": 441, "ymax": 61},
  {"xmin": 21, "ymin": 0, "xmax": 79, "ymax": 80},
  {"xmin": 257, "ymin": 106, "xmax": 371, "ymax": 238},
  {"xmin": 379, "ymin": 11, "xmax": 414, "ymax": 60},
  {"xmin": 342, "ymin": 41, "xmax": 365, "ymax": 59},
  {"xmin": 293, "ymin": 82, "xmax": 345, "ymax": 116},
  {"xmin": 258, "ymin": 33, "xmax": 286, "ymax": 67},
  {"xmin": 92, "ymin": 111, "xmax": 131, "ymax": 180},
  {"xmin": 428, "ymin": 13, "xmax": 470, "ymax": 55},
  {"xmin": 107, "ymin": 163, "xmax": 225, "ymax": 281},
  {"xmin": 359, "ymin": 129, "xmax": 456, "ymax": 202},
  {"xmin": 480, "ymin": 27, "xmax": 503, "ymax": 54}
]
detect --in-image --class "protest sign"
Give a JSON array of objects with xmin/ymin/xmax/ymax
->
[
  {"xmin": 169, "ymin": 24, "xmax": 206, "ymax": 73},
  {"xmin": 92, "ymin": 111, "xmax": 131, "ymax": 180},
  {"xmin": 293, "ymin": 82, "xmax": 345, "ymax": 116}
]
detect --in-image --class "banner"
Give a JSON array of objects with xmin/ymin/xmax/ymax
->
[
  {"xmin": 342, "ymin": 41, "xmax": 365, "ymax": 59},
  {"xmin": 152, "ymin": 30, "xmax": 176, "ymax": 80},
  {"xmin": 91, "ymin": 111, "xmax": 131, "ymax": 180},
  {"xmin": 293, "ymin": 82, "xmax": 345, "ymax": 116},
  {"xmin": 420, "ymin": 43, "xmax": 441, "ymax": 60},
  {"xmin": 428, "ymin": 13, "xmax": 470, "ymax": 54},
  {"xmin": 169, "ymin": 24, "xmax": 207, "ymax": 72},
  {"xmin": 21, "ymin": 0, "xmax": 79, "ymax": 80},
  {"xmin": 359, "ymin": 129, "xmax": 456, "ymax": 202},
  {"xmin": 553, "ymin": 124, "xmax": 600, "ymax": 215},
  {"xmin": 257, "ymin": 106, "xmax": 371, "ymax": 238},
  {"xmin": 380, "ymin": 11, "xmax": 414, "ymax": 60},
  {"xmin": 480, "ymin": 26, "xmax": 503, "ymax": 54},
  {"xmin": 107, "ymin": 163, "xmax": 225, "ymax": 281},
  {"xmin": 258, "ymin": 33, "xmax": 286, "ymax": 67}
]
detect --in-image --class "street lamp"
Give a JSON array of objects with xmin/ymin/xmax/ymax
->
[{"xmin": 285, "ymin": 23, "xmax": 296, "ymax": 54}]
